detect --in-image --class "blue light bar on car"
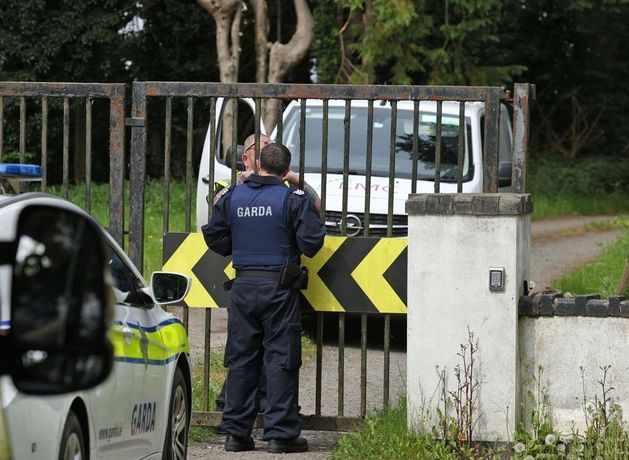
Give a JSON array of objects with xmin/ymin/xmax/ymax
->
[{"xmin": 0, "ymin": 163, "xmax": 42, "ymax": 180}]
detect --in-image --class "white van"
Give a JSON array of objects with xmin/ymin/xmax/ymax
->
[{"xmin": 196, "ymin": 98, "xmax": 513, "ymax": 236}]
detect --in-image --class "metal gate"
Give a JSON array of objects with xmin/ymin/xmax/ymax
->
[
  {"xmin": 128, "ymin": 81, "xmax": 533, "ymax": 430},
  {"xmin": 0, "ymin": 82, "xmax": 126, "ymax": 245},
  {"xmin": 0, "ymin": 80, "xmax": 533, "ymax": 431}
]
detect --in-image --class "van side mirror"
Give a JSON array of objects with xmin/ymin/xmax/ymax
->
[
  {"xmin": 498, "ymin": 161, "xmax": 512, "ymax": 188},
  {"xmin": 223, "ymin": 145, "xmax": 245, "ymax": 171},
  {"xmin": 150, "ymin": 272, "xmax": 191, "ymax": 305},
  {"xmin": 1, "ymin": 204, "xmax": 113, "ymax": 395}
]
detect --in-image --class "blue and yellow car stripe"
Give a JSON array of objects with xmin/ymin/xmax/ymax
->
[{"xmin": 109, "ymin": 317, "xmax": 188, "ymax": 367}]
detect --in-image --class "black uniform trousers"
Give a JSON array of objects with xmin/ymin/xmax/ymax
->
[{"xmin": 219, "ymin": 274, "xmax": 302, "ymax": 440}]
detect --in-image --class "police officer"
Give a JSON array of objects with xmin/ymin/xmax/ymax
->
[
  {"xmin": 213, "ymin": 133, "xmax": 321, "ymax": 414},
  {"xmin": 202, "ymin": 143, "xmax": 325, "ymax": 453}
]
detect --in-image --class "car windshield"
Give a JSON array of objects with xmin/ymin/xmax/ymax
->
[{"xmin": 282, "ymin": 105, "xmax": 473, "ymax": 181}]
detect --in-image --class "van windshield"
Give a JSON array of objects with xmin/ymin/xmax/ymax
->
[{"xmin": 281, "ymin": 105, "xmax": 473, "ymax": 181}]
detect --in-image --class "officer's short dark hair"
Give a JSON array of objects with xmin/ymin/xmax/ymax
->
[{"xmin": 259, "ymin": 143, "xmax": 291, "ymax": 176}]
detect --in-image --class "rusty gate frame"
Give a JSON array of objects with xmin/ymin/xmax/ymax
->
[
  {"xmin": 128, "ymin": 81, "xmax": 533, "ymax": 431},
  {"xmin": 0, "ymin": 82, "xmax": 126, "ymax": 246}
]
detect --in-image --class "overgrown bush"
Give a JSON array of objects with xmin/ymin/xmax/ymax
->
[{"xmin": 528, "ymin": 155, "xmax": 629, "ymax": 197}]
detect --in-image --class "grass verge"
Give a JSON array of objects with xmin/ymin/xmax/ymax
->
[{"xmin": 553, "ymin": 225, "xmax": 629, "ymax": 297}]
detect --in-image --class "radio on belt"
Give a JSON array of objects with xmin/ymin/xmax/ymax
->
[{"xmin": 489, "ymin": 267, "xmax": 505, "ymax": 291}]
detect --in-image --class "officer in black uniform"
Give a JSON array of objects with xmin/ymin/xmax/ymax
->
[{"xmin": 202, "ymin": 142, "xmax": 325, "ymax": 453}]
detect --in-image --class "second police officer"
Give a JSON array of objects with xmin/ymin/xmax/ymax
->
[{"xmin": 202, "ymin": 142, "xmax": 326, "ymax": 453}]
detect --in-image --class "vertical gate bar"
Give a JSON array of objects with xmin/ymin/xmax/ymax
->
[
  {"xmin": 457, "ymin": 102, "xmax": 465, "ymax": 193},
  {"xmin": 341, "ymin": 100, "xmax": 351, "ymax": 234},
  {"xmin": 0, "ymin": 96, "xmax": 3, "ymax": 160},
  {"xmin": 338, "ymin": 313, "xmax": 345, "ymax": 416},
  {"xmin": 203, "ymin": 309, "xmax": 212, "ymax": 412},
  {"xmin": 19, "ymin": 96, "xmax": 26, "ymax": 163},
  {"xmin": 512, "ymin": 83, "xmax": 532, "ymax": 193},
  {"xmin": 364, "ymin": 100, "xmax": 373, "ymax": 236},
  {"xmin": 62, "ymin": 97, "xmax": 69, "ymax": 199},
  {"xmin": 85, "ymin": 98, "xmax": 93, "ymax": 213},
  {"xmin": 108, "ymin": 86, "xmax": 126, "ymax": 248},
  {"xmin": 276, "ymin": 98, "xmax": 283, "ymax": 142},
  {"xmin": 387, "ymin": 101, "xmax": 397, "ymax": 236},
  {"xmin": 434, "ymin": 101, "xmax": 442, "ymax": 193},
  {"xmin": 185, "ymin": 97, "xmax": 194, "ymax": 232},
  {"xmin": 298, "ymin": 99, "xmax": 306, "ymax": 188},
  {"xmin": 208, "ymin": 98, "xmax": 217, "ymax": 215},
  {"xmin": 163, "ymin": 97, "xmax": 172, "ymax": 232},
  {"xmin": 129, "ymin": 82, "xmax": 148, "ymax": 270},
  {"xmin": 360, "ymin": 314, "xmax": 367, "ymax": 417},
  {"xmin": 411, "ymin": 100, "xmax": 419, "ymax": 193},
  {"xmin": 482, "ymin": 89, "xmax": 501, "ymax": 193},
  {"xmin": 19, "ymin": 96, "xmax": 26, "ymax": 193},
  {"xmin": 383, "ymin": 314, "xmax": 390, "ymax": 410},
  {"xmin": 230, "ymin": 98, "xmax": 238, "ymax": 184},
  {"xmin": 315, "ymin": 311, "xmax": 323, "ymax": 416},
  {"xmin": 254, "ymin": 98, "xmax": 261, "ymax": 172},
  {"xmin": 41, "ymin": 97, "xmax": 48, "ymax": 191},
  {"xmin": 320, "ymin": 100, "xmax": 328, "ymax": 219}
]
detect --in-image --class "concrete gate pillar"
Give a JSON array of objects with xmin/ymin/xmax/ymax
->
[{"xmin": 406, "ymin": 193, "xmax": 532, "ymax": 442}]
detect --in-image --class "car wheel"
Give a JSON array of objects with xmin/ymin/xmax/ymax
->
[
  {"xmin": 59, "ymin": 411, "xmax": 85, "ymax": 460},
  {"xmin": 164, "ymin": 367, "xmax": 189, "ymax": 460}
]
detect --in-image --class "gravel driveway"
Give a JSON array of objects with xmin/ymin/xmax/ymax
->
[{"xmin": 184, "ymin": 215, "xmax": 623, "ymax": 459}]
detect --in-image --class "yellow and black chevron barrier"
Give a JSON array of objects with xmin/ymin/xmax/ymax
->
[{"xmin": 163, "ymin": 233, "xmax": 407, "ymax": 314}]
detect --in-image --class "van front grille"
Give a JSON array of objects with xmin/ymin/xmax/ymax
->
[{"xmin": 324, "ymin": 211, "xmax": 408, "ymax": 237}]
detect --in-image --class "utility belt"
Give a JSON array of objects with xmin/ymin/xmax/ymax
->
[{"xmin": 226, "ymin": 260, "xmax": 309, "ymax": 290}]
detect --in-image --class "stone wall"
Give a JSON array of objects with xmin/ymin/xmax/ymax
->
[{"xmin": 519, "ymin": 293, "xmax": 629, "ymax": 434}]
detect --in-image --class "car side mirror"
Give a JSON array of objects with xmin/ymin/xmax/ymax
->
[
  {"xmin": 498, "ymin": 161, "xmax": 512, "ymax": 188},
  {"xmin": 150, "ymin": 272, "xmax": 191, "ymax": 305},
  {"xmin": 4, "ymin": 204, "xmax": 113, "ymax": 395}
]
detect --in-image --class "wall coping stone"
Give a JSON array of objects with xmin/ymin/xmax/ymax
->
[
  {"xmin": 519, "ymin": 293, "xmax": 627, "ymax": 318},
  {"xmin": 406, "ymin": 193, "xmax": 533, "ymax": 216}
]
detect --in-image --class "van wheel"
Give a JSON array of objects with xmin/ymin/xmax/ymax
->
[
  {"xmin": 59, "ymin": 411, "xmax": 85, "ymax": 460},
  {"xmin": 164, "ymin": 367, "xmax": 189, "ymax": 460}
]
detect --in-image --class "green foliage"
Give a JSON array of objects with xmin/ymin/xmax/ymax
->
[
  {"xmin": 502, "ymin": 0, "xmax": 629, "ymax": 157},
  {"xmin": 553, "ymin": 228, "xmax": 629, "ymax": 297},
  {"xmin": 333, "ymin": 399, "xmax": 458, "ymax": 460},
  {"xmin": 130, "ymin": 1, "xmax": 218, "ymax": 82},
  {"xmin": 529, "ymin": 158, "xmax": 629, "ymax": 219},
  {"xmin": 0, "ymin": 0, "xmax": 132, "ymax": 82},
  {"xmin": 529, "ymin": 154, "xmax": 629, "ymax": 218},
  {"xmin": 529, "ymin": 155, "xmax": 629, "ymax": 197},
  {"xmin": 313, "ymin": 0, "xmax": 341, "ymax": 84},
  {"xmin": 424, "ymin": 0, "xmax": 526, "ymax": 85},
  {"xmin": 559, "ymin": 365, "xmax": 629, "ymax": 460},
  {"xmin": 329, "ymin": 0, "xmax": 430, "ymax": 85},
  {"xmin": 189, "ymin": 356, "xmax": 225, "ymax": 442},
  {"xmin": 514, "ymin": 364, "xmax": 563, "ymax": 458},
  {"xmin": 347, "ymin": 0, "xmax": 428, "ymax": 85}
]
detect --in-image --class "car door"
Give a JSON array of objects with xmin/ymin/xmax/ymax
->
[{"xmin": 91, "ymin": 247, "xmax": 168, "ymax": 458}]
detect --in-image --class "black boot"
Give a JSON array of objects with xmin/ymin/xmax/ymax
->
[
  {"xmin": 225, "ymin": 434, "xmax": 255, "ymax": 452},
  {"xmin": 267, "ymin": 437, "xmax": 308, "ymax": 453}
]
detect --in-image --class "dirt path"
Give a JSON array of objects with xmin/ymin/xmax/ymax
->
[{"xmin": 185, "ymin": 215, "xmax": 625, "ymax": 459}]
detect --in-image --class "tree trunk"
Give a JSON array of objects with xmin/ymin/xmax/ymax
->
[
  {"xmin": 197, "ymin": 0, "xmax": 243, "ymax": 154},
  {"xmin": 250, "ymin": 0, "xmax": 269, "ymax": 84},
  {"xmin": 263, "ymin": 0, "xmax": 313, "ymax": 132}
]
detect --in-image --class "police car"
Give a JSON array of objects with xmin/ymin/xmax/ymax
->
[{"xmin": 0, "ymin": 164, "xmax": 192, "ymax": 460}]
